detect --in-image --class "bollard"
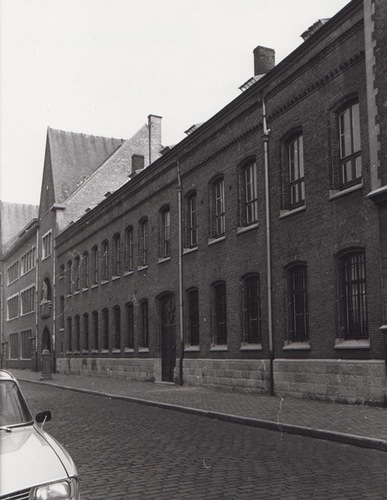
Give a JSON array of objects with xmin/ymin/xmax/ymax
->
[{"xmin": 40, "ymin": 349, "xmax": 53, "ymax": 381}]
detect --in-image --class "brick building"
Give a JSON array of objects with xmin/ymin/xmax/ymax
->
[{"xmin": 54, "ymin": 0, "xmax": 387, "ymax": 403}]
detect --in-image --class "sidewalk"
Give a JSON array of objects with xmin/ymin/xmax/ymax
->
[{"xmin": 9, "ymin": 368, "xmax": 387, "ymax": 452}]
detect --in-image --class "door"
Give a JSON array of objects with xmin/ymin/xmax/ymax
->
[{"xmin": 160, "ymin": 293, "xmax": 176, "ymax": 382}]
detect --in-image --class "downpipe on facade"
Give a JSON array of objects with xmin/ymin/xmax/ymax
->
[
  {"xmin": 177, "ymin": 161, "xmax": 185, "ymax": 385},
  {"xmin": 262, "ymin": 96, "xmax": 274, "ymax": 396}
]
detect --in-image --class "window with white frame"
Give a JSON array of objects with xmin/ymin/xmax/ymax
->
[
  {"xmin": 21, "ymin": 286, "xmax": 35, "ymax": 315},
  {"xmin": 20, "ymin": 330, "xmax": 32, "ymax": 359},
  {"xmin": 101, "ymin": 240, "xmax": 109, "ymax": 281},
  {"xmin": 7, "ymin": 295, "xmax": 19, "ymax": 320},
  {"xmin": 139, "ymin": 218, "xmax": 148, "ymax": 267},
  {"xmin": 211, "ymin": 178, "xmax": 225, "ymax": 238},
  {"xmin": 243, "ymin": 162, "xmax": 258, "ymax": 225},
  {"xmin": 21, "ymin": 247, "xmax": 36, "ymax": 275},
  {"xmin": 160, "ymin": 207, "xmax": 171, "ymax": 258},
  {"xmin": 7, "ymin": 261, "xmax": 19, "ymax": 284},
  {"xmin": 112, "ymin": 233, "xmax": 121, "ymax": 277},
  {"xmin": 42, "ymin": 231, "xmax": 52, "ymax": 259},
  {"xmin": 288, "ymin": 135, "xmax": 305, "ymax": 209},
  {"xmin": 124, "ymin": 226, "xmax": 134, "ymax": 272},
  {"xmin": 338, "ymin": 102, "xmax": 362, "ymax": 188},
  {"xmin": 9, "ymin": 333, "xmax": 18, "ymax": 359},
  {"xmin": 186, "ymin": 192, "xmax": 198, "ymax": 248}
]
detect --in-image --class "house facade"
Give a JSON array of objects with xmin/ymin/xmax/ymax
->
[{"xmin": 54, "ymin": 0, "xmax": 387, "ymax": 403}]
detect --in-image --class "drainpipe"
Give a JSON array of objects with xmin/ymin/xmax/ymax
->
[
  {"xmin": 262, "ymin": 96, "xmax": 274, "ymax": 396},
  {"xmin": 177, "ymin": 161, "xmax": 184, "ymax": 385}
]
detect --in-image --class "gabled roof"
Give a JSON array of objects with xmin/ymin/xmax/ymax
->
[
  {"xmin": 0, "ymin": 201, "xmax": 38, "ymax": 256},
  {"xmin": 57, "ymin": 120, "xmax": 162, "ymax": 232},
  {"xmin": 47, "ymin": 128, "xmax": 125, "ymax": 203}
]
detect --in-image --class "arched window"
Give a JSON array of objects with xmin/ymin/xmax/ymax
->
[
  {"xmin": 337, "ymin": 249, "xmax": 367, "ymax": 339},
  {"xmin": 140, "ymin": 299, "xmax": 149, "ymax": 348},
  {"xmin": 82, "ymin": 251, "xmax": 89, "ymax": 289},
  {"xmin": 212, "ymin": 281, "xmax": 227, "ymax": 345},
  {"xmin": 338, "ymin": 102, "xmax": 361, "ymax": 188},
  {"xmin": 124, "ymin": 226, "xmax": 134, "ymax": 272},
  {"xmin": 241, "ymin": 274, "xmax": 261, "ymax": 344},
  {"xmin": 112, "ymin": 233, "xmax": 121, "ymax": 277},
  {"xmin": 139, "ymin": 218, "xmax": 149, "ymax": 267},
  {"xmin": 286, "ymin": 262, "xmax": 309, "ymax": 342},
  {"xmin": 101, "ymin": 240, "xmax": 109, "ymax": 281}
]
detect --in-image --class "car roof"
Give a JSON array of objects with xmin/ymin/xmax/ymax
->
[{"xmin": 0, "ymin": 370, "xmax": 17, "ymax": 382}]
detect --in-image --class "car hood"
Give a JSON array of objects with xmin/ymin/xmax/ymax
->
[{"xmin": 0, "ymin": 424, "xmax": 76, "ymax": 496}]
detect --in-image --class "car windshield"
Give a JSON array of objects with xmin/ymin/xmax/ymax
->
[{"xmin": 0, "ymin": 380, "xmax": 33, "ymax": 427}]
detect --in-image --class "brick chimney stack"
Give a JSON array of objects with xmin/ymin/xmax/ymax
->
[{"xmin": 253, "ymin": 46, "xmax": 275, "ymax": 76}]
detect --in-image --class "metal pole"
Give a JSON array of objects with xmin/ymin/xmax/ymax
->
[{"xmin": 262, "ymin": 96, "xmax": 274, "ymax": 395}]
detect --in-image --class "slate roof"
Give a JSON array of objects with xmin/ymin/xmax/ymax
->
[
  {"xmin": 47, "ymin": 128, "xmax": 125, "ymax": 204},
  {"xmin": 0, "ymin": 201, "xmax": 38, "ymax": 255},
  {"xmin": 57, "ymin": 121, "xmax": 162, "ymax": 232}
]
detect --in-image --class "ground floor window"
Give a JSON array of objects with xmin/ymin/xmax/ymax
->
[
  {"xmin": 286, "ymin": 263, "xmax": 309, "ymax": 342},
  {"xmin": 242, "ymin": 275, "xmax": 261, "ymax": 344},
  {"xmin": 9, "ymin": 333, "xmax": 18, "ymax": 359}
]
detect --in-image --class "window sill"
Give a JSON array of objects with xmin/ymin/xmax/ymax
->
[
  {"xmin": 91, "ymin": 349, "xmax": 99, "ymax": 354},
  {"xmin": 137, "ymin": 265, "xmax": 149, "ymax": 272},
  {"xmin": 82, "ymin": 287, "xmax": 88, "ymax": 293},
  {"xmin": 82, "ymin": 350, "xmax": 89, "ymax": 355},
  {"xmin": 208, "ymin": 236, "xmax": 226, "ymax": 247},
  {"xmin": 20, "ymin": 311, "xmax": 35, "ymax": 317},
  {"xmin": 185, "ymin": 345, "xmax": 200, "ymax": 352},
  {"xmin": 210, "ymin": 345, "xmax": 228, "ymax": 352},
  {"xmin": 91, "ymin": 284, "xmax": 98, "ymax": 289},
  {"xmin": 124, "ymin": 347, "xmax": 134, "ymax": 353},
  {"xmin": 112, "ymin": 276, "xmax": 120, "ymax": 281},
  {"xmin": 112, "ymin": 348, "xmax": 121, "ymax": 353},
  {"xmin": 334, "ymin": 338, "xmax": 370, "ymax": 349},
  {"xmin": 183, "ymin": 246, "xmax": 198, "ymax": 256},
  {"xmin": 124, "ymin": 271, "xmax": 134, "ymax": 277},
  {"xmin": 158, "ymin": 256, "xmax": 171, "ymax": 265},
  {"xmin": 240, "ymin": 343, "xmax": 262, "ymax": 351},
  {"xmin": 100, "ymin": 349, "xmax": 109, "ymax": 354},
  {"xmin": 329, "ymin": 181, "xmax": 363, "ymax": 200},
  {"xmin": 236, "ymin": 223, "xmax": 259, "ymax": 235},
  {"xmin": 73, "ymin": 290, "xmax": 80, "ymax": 296},
  {"xmin": 138, "ymin": 347, "xmax": 150, "ymax": 353},
  {"xmin": 283, "ymin": 341, "xmax": 311, "ymax": 351},
  {"xmin": 279, "ymin": 205, "xmax": 306, "ymax": 219},
  {"xmin": 101, "ymin": 280, "xmax": 109, "ymax": 286}
]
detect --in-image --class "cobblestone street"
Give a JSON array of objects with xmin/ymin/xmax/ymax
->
[{"xmin": 22, "ymin": 381, "xmax": 387, "ymax": 499}]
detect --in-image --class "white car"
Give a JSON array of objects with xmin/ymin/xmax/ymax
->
[{"xmin": 0, "ymin": 369, "xmax": 80, "ymax": 500}]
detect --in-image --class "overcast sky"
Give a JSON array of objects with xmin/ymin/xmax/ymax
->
[{"xmin": 0, "ymin": 0, "xmax": 349, "ymax": 206}]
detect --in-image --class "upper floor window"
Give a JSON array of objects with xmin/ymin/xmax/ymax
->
[
  {"xmin": 7, "ymin": 295, "xmax": 19, "ymax": 320},
  {"xmin": 74, "ymin": 255, "xmax": 81, "ymax": 292},
  {"xmin": 242, "ymin": 162, "xmax": 258, "ymax": 225},
  {"xmin": 92, "ymin": 246, "xmax": 99, "ymax": 285},
  {"xmin": 7, "ymin": 261, "xmax": 19, "ymax": 285},
  {"xmin": 286, "ymin": 262, "xmax": 309, "ymax": 342},
  {"xmin": 101, "ymin": 240, "xmax": 109, "ymax": 281},
  {"xmin": 337, "ymin": 249, "xmax": 367, "ymax": 339},
  {"xmin": 160, "ymin": 207, "xmax": 171, "ymax": 258},
  {"xmin": 124, "ymin": 226, "xmax": 134, "ymax": 272},
  {"xmin": 59, "ymin": 264, "xmax": 65, "ymax": 280},
  {"xmin": 21, "ymin": 247, "xmax": 36, "ymax": 275},
  {"xmin": 339, "ymin": 102, "xmax": 361, "ymax": 188},
  {"xmin": 186, "ymin": 288, "xmax": 199, "ymax": 346},
  {"xmin": 81, "ymin": 251, "xmax": 89, "ymax": 289},
  {"xmin": 288, "ymin": 135, "xmax": 305, "ymax": 209},
  {"xmin": 186, "ymin": 192, "xmax": 198, "ymax": 248},
  {"xmin": 241, "ymin": 275, "xmax": 261, "ymax": 344},
  {"xmin": 66, "ymin": 260, "xmax": 72, "ymax": 295},
  {"xmin": 112, "ymin": 233, "xmax": 121, "ymax": 277},
  {"xmin": 139, "ymin": 218, "xmax": 148, "ymax": 267},
  {"xmin": 42, "ymin": 231, "xmax": 52, "ymax": 260},
  {"xmin": 212, "ymin": 282, "xmax": 227, "ymax": 345},
  {"xmin": 211, "ymin": 177, "xmax": 225, "ymax": 238},
  {"xmin": 21, "ymin": 286, "xmax": 35, "ymax": 315}
]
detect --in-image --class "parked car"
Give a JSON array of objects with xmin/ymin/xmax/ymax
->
[{"xmin": 0, "ymin": 369, "xmax": 80, "ymax": 500}]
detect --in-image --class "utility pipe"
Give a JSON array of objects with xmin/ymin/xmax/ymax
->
[
  {"xmin": 262, "ymin": 96, "xmax": 274, "ymax": 396},
  {"xmin": 177, "ymin": 161, "xmax": 184, "ymax": 385}
]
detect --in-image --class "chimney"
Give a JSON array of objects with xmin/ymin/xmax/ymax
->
[
  {"xmin": 148, "ymin": 114, "xmax": 162, "ymax": 166},
  {"xmin": 253, "ymin": 46, "xmax": 275, "ymax": 76}
]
